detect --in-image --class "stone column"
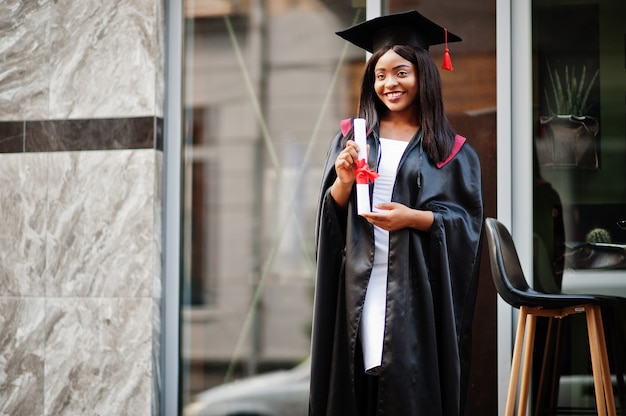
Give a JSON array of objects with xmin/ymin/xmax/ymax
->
[{"xmin": 0, "ymin": 1, "xmax": 164, "ymax": 415}]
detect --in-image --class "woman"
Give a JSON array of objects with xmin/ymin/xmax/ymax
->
[{"xmin": 309, "ymin": 10, "xmax": 484, "ymax": 416}]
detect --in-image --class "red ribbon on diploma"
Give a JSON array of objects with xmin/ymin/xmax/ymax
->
[{"xmin": 355, "ymin": 159, "xmax": 379, "ymax": 185}]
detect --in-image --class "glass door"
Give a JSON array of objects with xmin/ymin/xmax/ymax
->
[
  {"xmin": 177, "ymin": 0, "xmax": 499, "ymax": 414},
  {"xmin": 385, "ymin": 0, "xmax": 499, "ymax": 414},
  {"xmin": 531, "ymin": 0, "xmax": 626, "ymax": 412},
  {"xmin": 179, "ymin": 1, "xmax": 366, "ymax": 414}
]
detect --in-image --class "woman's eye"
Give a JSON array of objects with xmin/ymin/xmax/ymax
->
[
  {"xmin": 397, "ymin": 71, "xmax": 408, "ymax": 77},
  {"xmin": 376, "ymin": 74, "xmax": 385, "ymax": 80}
]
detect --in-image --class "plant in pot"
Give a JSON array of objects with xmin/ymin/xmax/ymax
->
[{"xmin": 537, "ymin": 62, "xmax": 600, "ymax": 167}]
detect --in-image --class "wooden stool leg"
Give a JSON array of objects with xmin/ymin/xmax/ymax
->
[
  {"xmin": 518, "ymin": 313, "xmax": 536, "ymax": 416},
  {"xmin": 591, "ymin": 305, "xmax": 617, "ymax": 416},
  {"xmin": 587, "ymin": 306, "xmax": 609, "ymax": 416},
  {"xmin": 507, "ymin": 307, "xmax": 528, "ymax": 416}
]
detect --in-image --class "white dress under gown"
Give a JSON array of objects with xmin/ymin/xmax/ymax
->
[{"xmin": 359, "ymin": 137, "xmax": 409, "ymax": 375}]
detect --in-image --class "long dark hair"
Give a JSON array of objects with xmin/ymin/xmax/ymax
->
[{"xmin": 353, "ymin": 44, "xmax": 456, "ymax": 163}]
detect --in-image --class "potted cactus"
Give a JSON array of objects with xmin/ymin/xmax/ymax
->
[
  {"xmin": 586, "ymin": 228, "xmax": 611, "ymax": 244},
  {"xmin": 537, "ymin": 62, "xmax": 600, "ymax": 167}
]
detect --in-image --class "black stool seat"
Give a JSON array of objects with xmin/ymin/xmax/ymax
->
[
  {"xmin": 485, "ymin": 218, "xmax": 617, "ymax": 416},
  {"xmin": 496, "ymin": 280, "xmax": 619, "ymax": 310}
]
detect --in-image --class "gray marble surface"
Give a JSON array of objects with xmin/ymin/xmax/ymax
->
[
  {"xmin": 0, "ymin": 149, "xmax": 161, "ymax": 415},
  {"xmin": 44, "ymin": 150, "xmax": 159, "ymax": 297},
  {"xmin": 0, "ymin": 150, "xmax": 160, "ymax": 298},
  {"xmin": 0, "ymin": 298, "xmax": 46, "ymax": 416},
  {"xmin": 44, "ymin": 298, "xmax": 153, "ymax": 415},
  {"xmin": 0, "ymin": 0, "xmax": 163, "ymax": 121},
  {"xmin": 0, "ymin": 153, "xmax": 48, "ymax": 296},
  {"xmin": 0, "ymin": 0, "xmax": 165, "ymax": 412},
  {"xmin": 152, "ymin": 151, "xmax": 163, "ymax": 301},
  {"xmin": 0, "ymin": 1, "xmax": 50, "ymax": 121},
  {"xmin": 0, "ymin": 298, "xmax": 157, "ymax": 415}
]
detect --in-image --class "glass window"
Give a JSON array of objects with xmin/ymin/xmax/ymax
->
[
  {"xmin": 180, "ymin": 1, "xmax": 365, "ymax": 414},
  {"xmin": 386, "ymin": 1, "xmax": 498, "ymax": 415},
  {"xmin": 532, "ymin": 0, "xmax": 626, "ymax": 412},
  {"xmin": 179, "ymin": 0, "xmax": 498, "ymax": 414}
]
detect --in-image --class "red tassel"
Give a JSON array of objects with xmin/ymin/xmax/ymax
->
[
  {"xmin": 442, "ymin": 28, "xmax": 453, "ymax": 71},
  {"xmin": 442, "ymin": 48, "xmax": 453, "ymax": 71}
]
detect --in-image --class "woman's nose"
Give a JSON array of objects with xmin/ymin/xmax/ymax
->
[
  {"xmin": 385, "ymin": 76, "xmax": 398, "ymax": 87},
  {"xmin": 385, "ymin": 75, "xmax": 398, "ymax": 87}
]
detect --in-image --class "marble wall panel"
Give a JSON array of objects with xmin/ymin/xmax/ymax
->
[
  {"xmin": 0, "ymin": 298, "xmax": 46, "ymax": 416},
  {"xmin": 0, "ymin": 1, "xmax": 51, "ymax": 121},
  {"xmin": 0, "ymin": 0, "xmax": 165, "ymax": 411},
  {"xmin": 155, "ymin": 0, "xmax": 165, "ymax": 118},
  {"xmin": 0, "ymin": 153, "xmax": 48, "ymax": 296},
  {"xmin": 150, "ymin": 153, "xmax": 161, "ymax": 415},
  {"xmin": 0, "ymin": 0, "xmax": 163, "ymax": 121},
  {"xmin": 44, "ymin": 298, "xmax": 153, "ymax": 416},
  {"xmin": 152, "ymin": 151, "xmax": 163, "ymax": 300},
  {"xmin": 0, "ymin": 122, "xmax": 25, "ymax": 153},
  {"xmin": 25, "ymin": 117, "xmax": 159, "ymax": 152},
  {"xmin": 0, "ymin": 148, "xmax": 162, "ymax": 414},
  {"xmin": 0, "ymin": 118, "xmax": 163, "ymax": 153},
  {"xmin": 152, "ymin": 298, "xmax": 162, "ymax": 415},
  {"xmin": 49, "ymin": 0, "xmax": 160, "ymax": 119},
  {"xmin": 45, "ymin": 150, "xmax": 156, "ymax": 297}
]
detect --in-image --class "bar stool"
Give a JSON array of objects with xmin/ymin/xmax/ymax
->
[{"xmin": 484, "ymin": 218, "xmax": 617, "ymax": 416}]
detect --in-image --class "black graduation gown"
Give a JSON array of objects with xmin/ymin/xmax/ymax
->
[{"xmin": 309, "ymin": 125, "xmax": 483, "ymax": 416}]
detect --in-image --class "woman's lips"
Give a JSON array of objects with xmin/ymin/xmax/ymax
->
[{"xmin": 385, "ymin": 91, "xmax": 404, "ymax": 102}]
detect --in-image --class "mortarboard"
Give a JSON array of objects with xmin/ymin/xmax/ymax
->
[{"xmin": 335, "ymin": 10, "xmax": 461, "ymax": 70}]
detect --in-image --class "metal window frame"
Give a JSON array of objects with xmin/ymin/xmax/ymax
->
[
  {"xmin": 162, "ymin": 0, "xmax": 183, "ymax": 414},
  {"xmin": 496, "ymin": 0, "xmax": 533, "ymax": 413}
]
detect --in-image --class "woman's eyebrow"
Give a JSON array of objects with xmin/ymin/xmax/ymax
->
[{"xmin": 375, "ymin": 64, "xmax": 411, "ymax": 71}]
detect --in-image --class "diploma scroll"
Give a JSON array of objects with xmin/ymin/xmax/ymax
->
[{"xmin": 353, "ymin": 118, "xmax": 378, "ymax": 215}]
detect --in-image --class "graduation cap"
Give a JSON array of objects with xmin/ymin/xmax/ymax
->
[{"xmin": 335, "ymin": 10, "xmax": 461, "ymax": 70}]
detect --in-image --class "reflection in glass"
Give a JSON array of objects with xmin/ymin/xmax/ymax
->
[
  {"xmin": 180, "ymin": 1, "xmax": 364, "ymax": 413},
  {"xmin": 532, "ymin": 1, "xmax": 626, "ymax": 413},
  {"xmin": 179, "ymin": 0, "xmax": 498, "ymax": 414}
]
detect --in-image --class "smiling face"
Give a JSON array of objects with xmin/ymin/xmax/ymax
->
[{"xmin": 374, "ymin": 49, "xmax": 419, "ymax": 117}]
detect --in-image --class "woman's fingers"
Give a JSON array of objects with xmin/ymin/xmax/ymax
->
[
  {"xmin": 361, "ymin": 203, "xmax": 410, "ymax": 231},
  {"xmin": 335, "ymin": 140, "xmax": 360, "ymax": 181},
  {"xmin": 342, "ymin": 141, "xmax": 359, "ymax": 164}
]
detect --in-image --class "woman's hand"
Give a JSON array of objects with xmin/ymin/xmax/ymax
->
[
  {"xmin": 334, "ymin": 140, "xmax": 359, "ymax": 185},
  {"xmin": 361, "ymin": 202, "xmax": 434, "ymax": 232},
  {"xmin": 330, "ymin": 140, "xmax": 360, "ymax": 208}
]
